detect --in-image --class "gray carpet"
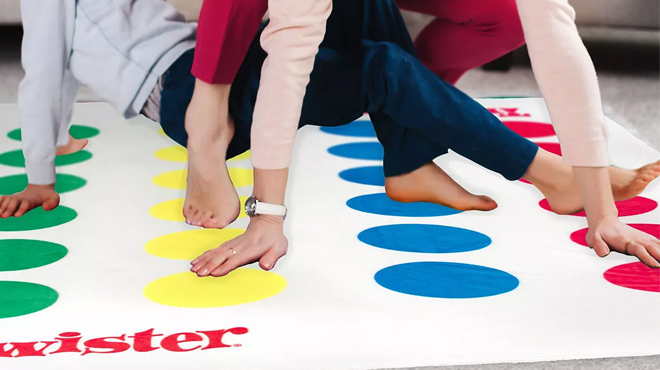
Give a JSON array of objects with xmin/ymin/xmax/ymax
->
[{"xmin": 0, "ymin": 25, "xmax": 658, "ymax": 370}]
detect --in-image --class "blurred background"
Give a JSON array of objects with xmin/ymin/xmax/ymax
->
[{"xmin": 1, "ymin": 0, "xmax": 658, "ymax": 149}]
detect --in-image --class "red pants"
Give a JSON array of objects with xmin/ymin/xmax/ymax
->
[
  {"xmin": 191, "ymin": 0, "xmax": 267, "ymax": 84},
  {"xmin": 397, "ymin": 0, "xmax": 525, "ymax": 84},
  {"xmin": 192, "ymin": 0, "xmax": 525, "ymax": 85}
]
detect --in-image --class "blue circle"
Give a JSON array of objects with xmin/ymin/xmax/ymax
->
[
  {"xmin": 375, "ymin": 262, "xmax": 519, "ymax": 299},
  {"xmin": 347, "ymin": 193, "xmax": 462, "ymax": 217},
  {"xmin": 320, "ymin": 120, "xmax": 376, "ymax": 138},
  {"xmin": 339, "ymin": 166, "xmax": 384, "ymax": 186},
  {"xmin": 328, "ymin": 142, "xmax": 383, "ymax": 161},
  {"xmin": 359, "ymin": 224, "xmax": 491, "ymax": 253}
]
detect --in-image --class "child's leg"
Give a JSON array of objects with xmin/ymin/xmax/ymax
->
[{"xmin": 397, "ymin": 0, "xmax": 525, "ymax": 84}]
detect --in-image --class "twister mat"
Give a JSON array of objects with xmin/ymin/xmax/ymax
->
[{"xmin": 0, "ymin": 99, "xmax": 658, "ymax": 370}]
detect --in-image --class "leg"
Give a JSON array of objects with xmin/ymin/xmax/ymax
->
[
  {"xmin": 183, "ymin": 0, "xmax": 268, "ymax": 229},
  {"xmin": 192, "ymin": 0, "xmax": 269, "ymax": 84},
  {"xmin": 360, "ymin": 41, "xmax": 660, "ymax": 212},
  {"xmin": 524, "ymin": 149, "xmax": 660, "ymax": 214},
  {"xmin": 397, "ymin": 0, "xmax": 525, "ymax": 84}
]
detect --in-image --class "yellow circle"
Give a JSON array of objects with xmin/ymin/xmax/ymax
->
[
  {"xmin": 146, "ymin": 229, "xmax": 245, "ymax": 260},
  {"xmin": 152, "ymin": 168, "xmax": 253, "ymax": 190},
  {"xmin": 154, "ymin": 147, "xmax": 250, "ymax": 163},
  {"xmin": 144, "ymin": 269, "xmax": 286, "ymax": 308},
  {"xmin": 149, "ymin": 196, "xmax": 248, "ymax": 222},
  {"xmin": 228, "ymin": 150, "xmax": 251, "ymax": 162},
  {"xmin": 155, "ymin": 146, "xmax": 187, "ymax": 162}
]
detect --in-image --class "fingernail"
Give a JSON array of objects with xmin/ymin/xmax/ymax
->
[
  {"xmin": 200, "ymin": 269, "xmax": 208, "ymax": 276},
  {"xmin": 192, "ymin": 259, "xmax": 198, "ymax": 264}
]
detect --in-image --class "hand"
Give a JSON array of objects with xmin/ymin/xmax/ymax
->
[
  {"xmin": 587, "ymin": 215, "xmax": 660, "ymax": 268},
  {"xmin": 56, "ymin": 135, "xmax": 89, "ymax": 156},
  {"xmin": 190, "ymin": 215, "xmax": 288, "ymax": 277},
  {"xmin": 0, "ymin": 184, "xmax": 60, "ymax": 218}
]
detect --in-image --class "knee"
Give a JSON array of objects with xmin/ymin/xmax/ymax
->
[
  {"xmin": 364, "ymin": 42, "xmax": 412, "ymax": 74},
  {"xmin": 476, "ymin": 0, "xmax": 526, "ymax": 50}
]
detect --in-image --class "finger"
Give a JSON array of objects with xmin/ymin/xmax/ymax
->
[
  {"xmin": 0, "ymin": 196, "xmax": 9, "ymax": 217},
  {"xmin": 2, "ymin": 198, "xmax": 19, "ymax": 218},
  {"xmin": 210, "ymin": 241, "xmax": 267, "ymax": 277},
  {"xmin": 210, "ymin": 245, "xmax": 255, "ymax": 277},
  {"xmin": 641, "ymin": 240, "xmax": 660, "ymax": 268},
  {"xmin": 13, "ymin": 200, "xmax": 31, "ymax": 218},
  {"xmin": 592, "ymin": 234, "xmax": 611, "ymax": 258},
  {"xmin": 259, "ymin": 243, "xmax": 287, "ymax": 271},
  {"xmin": 196, "ymin": 247, "xmax": 234, "ymax": 277},
  {"xmin": 190, "ymin": 250, "xmax": 215, "ymax": 272},
  {"xmin": 42, "ymin": 194, "xmax": 60, "ymax": 211},
  {"xmin": 629, "ymin": 241, "xmax": 660, "ymax": 268}
]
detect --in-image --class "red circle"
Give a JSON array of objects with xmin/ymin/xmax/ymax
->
[
  {"xmin": 540, "ymin": 196, "xmax": 658, "ymax": 217},
  {"xmin": 604, "ymin": 262, "xmax": 660, "ymax": 292},
  {"xmin": 570, "ymin": 224, "xmax": 660, "ymax": 247},
  {"xmin": 537, "ymin": 142, "xmax": 562, "ymax": 156},
  {"xmin": 503, "ymin": 121, "xmax": 556, "ymax": 138}
]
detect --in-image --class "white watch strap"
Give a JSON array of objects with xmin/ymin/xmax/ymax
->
[{"xmin": 255, "ymin": 202, "xmax": 287, "ymax": 217}]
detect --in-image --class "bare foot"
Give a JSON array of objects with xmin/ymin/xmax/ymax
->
[
  {"xmin": 183, "ymin": 82, "xmax": 240, "ymax": 229},
  {"xmin": 385, "ymin": 162, "xmax": 498, "ymax": 211},
  {"xmin": 530, "ymin": 156, "xmax": 660, "ymax": 215},
  {"xmin": 56, "ymin": 135, "xmax": 88, "ymax": 156},
  {"xmin": 0, "ymin": 184, "xmax": 60, "ymax": 218},
  {"xmin": 611, "ymin": 161, "xmax": 660, "ymax": 201}
]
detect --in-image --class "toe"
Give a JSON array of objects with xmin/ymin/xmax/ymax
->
[{"xmin": 195, "ymin": 211, "xmax": 213, "ymax": 227}]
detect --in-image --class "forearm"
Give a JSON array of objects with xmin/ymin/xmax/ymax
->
[
  {"xmin": 250, "ymin": 0, "xmax": 332, "ymax": 170},
  {"xmin": 253, "ymin": 168, "xmax": 288, "ymax": 206},
  {"xmin": 574, "ymin": 167, "xmax": 618, "ymax": 224},
  {"xmin": 252, "ymin": 168, "xmax": 289, "ymax": 227},
  {"xmin": 517, "ymin": 0, "xmax": 609, "ymax": 167}
]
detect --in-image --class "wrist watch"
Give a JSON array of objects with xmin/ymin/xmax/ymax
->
[{"xmin": 245, "ymin": 195, "xmax": 288, "ymax": 219}]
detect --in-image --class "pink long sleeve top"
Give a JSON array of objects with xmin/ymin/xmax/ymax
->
[
  {"xmin": 517, "ymin": 0, "xmax": 609, "ymax": 167},
  {"xmin": 250, "ymin": 0, "xmax": 333, "ymax": 170}
]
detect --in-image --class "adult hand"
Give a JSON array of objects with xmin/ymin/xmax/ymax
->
[
  {"xmin": 587, "ymin": 215, "xmax": 660, "ymax": 268},
  {"xmin": 191, "ymin": 215, "xmax": 288, "ymax": 277},
  {"xmin": 0, "ymin": 184, "xmax": 60, "ymax": 218}
]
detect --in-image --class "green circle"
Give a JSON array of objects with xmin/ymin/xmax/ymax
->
[
  {"xmin": 0, "ymin": 174, "xmax": 87, "ymax": 195},
  {"xmin": 0, "ymin": 150, "xmax": 92, "ymax": 168},
  {"xmin": 0, "ymin": 206, "xmax": 77, "ymax": 232},
  {"xmin": 0, "ymin": 240, "xmax": 68, "ymax": 271},
  {"xmin": 7, "ymin": 125, "xmax": 100, "ymax": 141},
  {"xmin": 0, "ymin": 281, "xmax": 58, "ymax": 319},
  {"xmin": 6, "ymin": 129, "xmax": 21, "ymax": 141}
]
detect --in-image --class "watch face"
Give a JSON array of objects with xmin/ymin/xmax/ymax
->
[{"xmin": 245, "ymin": 196, "xmax": 257, "ymax": 217}]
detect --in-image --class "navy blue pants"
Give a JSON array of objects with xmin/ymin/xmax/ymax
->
[{"xmin": 160, "ymin": 0, "xmax": 538, "ymax": 180}]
